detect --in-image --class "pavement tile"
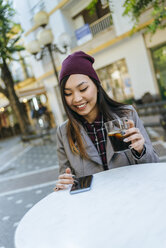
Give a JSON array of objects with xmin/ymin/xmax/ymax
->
[
  {"xmin": 0, "ymin": 167, "xmax": 59, "ymax": 194},
  {"xmin": 0, "ymin": 143, "xmax": 58, "ymax": 179},
  {"xmin": 0, "ymin": 183, "xmax": 55, "ymax": 248}
]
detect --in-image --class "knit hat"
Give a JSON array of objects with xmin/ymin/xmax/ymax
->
[{"xmin": 59, "ymin": 51, "xmax": 100, "ymax": 83}]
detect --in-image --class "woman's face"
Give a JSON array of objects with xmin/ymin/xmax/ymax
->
[{"xmin": 64, "ymin": 74, "xmax": 98, "ymax": 123}]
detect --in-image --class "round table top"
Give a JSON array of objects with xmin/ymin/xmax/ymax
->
[{"xmin": 15, "ymin": 163, "xmax": 166, "ymax": 248}]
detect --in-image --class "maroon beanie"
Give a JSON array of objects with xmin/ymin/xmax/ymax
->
[{"xmin": 59, "ymin": 51, "xmax": 100, "ymax": 83}]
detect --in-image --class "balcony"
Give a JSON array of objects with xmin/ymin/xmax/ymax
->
[
  {"xmin": 72, "ymin": 22, "xmax": 115, "ymax": 54},
  {"xmin": 89, "ymin": 13, "xmax": 112, "ymax": 37},
  {"xmin": 73, "ymin": 12, "xmax": 113, "ymax": 48}
]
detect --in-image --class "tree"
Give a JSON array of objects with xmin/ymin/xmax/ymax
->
[
  {"xmin": 87, "ymin": 0, "xmax": 166, "ymax": 34},
  {"xmin": 123, "ymin": 0, "xmax": 166, "ymax": 34},
  {"xmin": 0, "ymin": 0, "xmax": 29, "ymax": 134}
]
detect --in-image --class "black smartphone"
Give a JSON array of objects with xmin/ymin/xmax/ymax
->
[{"xmin": 70, "ymin": 175, "xmax": 93, "ymax": 195}]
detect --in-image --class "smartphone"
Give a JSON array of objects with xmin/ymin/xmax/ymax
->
[{"xmin": 70, "ymin": 175, "xmax": 93, "ymax": 195}]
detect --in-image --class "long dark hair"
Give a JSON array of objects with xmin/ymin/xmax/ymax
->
[{"xmin": 60, "ymin": 75, "xmax": 131, "ymax": 158}]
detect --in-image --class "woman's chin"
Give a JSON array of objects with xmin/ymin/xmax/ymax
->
[{"xmin": 76, "ymin": 110, "xmax": 88, "ymax": 116}]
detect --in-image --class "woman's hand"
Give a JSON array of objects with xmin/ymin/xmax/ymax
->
[
  {"xmin": 54, "ymin": 168, "xmax": 74, "ymax": 191},
  {"xmin": 123, "ymin": 119, "xmax": 145, "ymax": 154}
]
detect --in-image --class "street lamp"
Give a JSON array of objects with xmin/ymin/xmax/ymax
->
[{"xmin": 26, "ymin": 11, "xmax": 71, "ymax": 81}]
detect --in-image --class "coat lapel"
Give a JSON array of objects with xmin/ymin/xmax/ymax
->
[
  {"xmin": 80, "ymin": 126, "xmax": 103, "ymax": 165},
  {"xmin": 106, "ymin": 136, "xmax": 115, "ymax": 165},
  {"xmin": 105, "ymin": 109, "xmax": 118, "ymax": 165}
]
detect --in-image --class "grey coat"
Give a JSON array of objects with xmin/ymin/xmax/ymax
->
[{"xmin": 56, "ymin": 106, "xmax": 159, "ymax": 177}]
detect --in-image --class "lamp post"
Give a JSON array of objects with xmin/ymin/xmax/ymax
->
[{"xmin": 26, "ymin": 11, "xmax": 71, "ymax": 82}]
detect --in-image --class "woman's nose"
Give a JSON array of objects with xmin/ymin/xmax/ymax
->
[{"xmin": 73, "ymin": 92, "xmax": 82, "ymax": 102}]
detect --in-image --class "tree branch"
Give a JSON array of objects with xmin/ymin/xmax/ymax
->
[{"xmin": 0, "ymin": 86, "xmax": 9, "ymax": 98}]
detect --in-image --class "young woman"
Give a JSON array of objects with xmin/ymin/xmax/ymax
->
[{"xmin": 55, "ymin": 51, "xmax": 159, "ymax": 190}]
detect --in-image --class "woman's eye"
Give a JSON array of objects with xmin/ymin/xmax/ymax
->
[
  {"xmin": 80, "ymin": 87, "xmax": 88, "ymax": 92},
  {"xmin": 64, "ymin": 92, "xmax": 72, "ymax": 96}
]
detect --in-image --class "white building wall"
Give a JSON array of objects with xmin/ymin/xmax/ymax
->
[
  {"xmin": 110, "ymin": 0, "xmax": 134, "ymax": 36},
  {"xmin": 145, "ymin": 28, "xmax": 166, "ymax": 48},
  {"xmin": 43, "ymin": 77, "xmax": 64, "ymax": 126},
  {"xmin": 13, "ymin": 0, "xmax": 33, "ymax": 32},
  {"xmin": 49, "ymin": 10, "xmax": 68, "ymax": 44},
  {"xmin": 94, "ymin": 33, "xmax": 158, "ymax": 99}
]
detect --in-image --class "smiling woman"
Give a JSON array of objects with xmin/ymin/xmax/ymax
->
[
  {"xmin": 64, "ymin": 75, "xmax": 98, "ymax": 123},
  {"xmin": 54, "ymin": 51, "xmax": 159, "ymax": 191}
]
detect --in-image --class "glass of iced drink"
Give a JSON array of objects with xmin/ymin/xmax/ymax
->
[{"xmin": 105, "ymin": 118, "xmax": 131, "ymax": 153}]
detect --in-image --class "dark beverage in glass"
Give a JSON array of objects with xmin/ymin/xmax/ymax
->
[
  {"xmin": 108, "ymin": 130, "xmax": 131, "ymax": 152},
  {"xmin": 105, "ymin": 118, "xmax": 131, "ymax": 153}
]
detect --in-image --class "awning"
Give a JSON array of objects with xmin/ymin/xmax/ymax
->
[
  {"xmin": 17, "ymin": 87, "xmax": 46, "ymax": 98},
  {"xmin": 0, "ymin": 87, "xmax": 46, "ymax": 108}
]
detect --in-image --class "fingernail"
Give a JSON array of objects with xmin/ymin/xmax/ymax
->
[
  {"xmin": 123, "ymin": 138, "xmax": 128, "ymax": 142},
  {"xmin": 121, "ymin": 131, "xmax": 126, "ymax": 135},
  {"xmin": 54, "ymin": 187, "xmax": 59, "ymax": 191}
]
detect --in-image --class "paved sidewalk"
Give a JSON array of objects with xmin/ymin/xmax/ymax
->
[
  {"xmin": 0, "ymin": 183, "xmax": 55, "ymax": 248},
  {"xmin": 0, "ymin": 143, "xmax": 58, "ymax": 179},
  {"xmin": 0, "ymin": 132, "xmax": 59, "ymax": 248},
  {"xmin": 0, "ymin": 136, "xmax": 26, "ymax": 170}
]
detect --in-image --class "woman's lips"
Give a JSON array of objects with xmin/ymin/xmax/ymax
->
[{"xmin": 75, "ymin": 103, "xmax": 87, "ymax": 110}]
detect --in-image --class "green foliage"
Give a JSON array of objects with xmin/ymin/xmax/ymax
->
[
  {"xmin": 123, "ymin": 97, "xmax": 135, "ymax": 105},
  {"xmin": 153, "ymin": 45, "xmax": 166, "ymax": 70},
  {"xmin": 123, "ymin": 0, "xmax": 166, "ymax": 34},
  {"xmin": 86, "ymin": 0, "xmax": 98, "ymax": 16},
  {"xmin": 0, "ymin": 0, "xmax": 24, "ymax": 61},
  {"xmin": 86, "ymin": 0, "xmax": 166, "ymax": 34}
]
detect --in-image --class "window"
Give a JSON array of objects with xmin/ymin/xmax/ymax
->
[{"xmin": 97, "ymin": 59, "xmax": 134, "ymax": 102}]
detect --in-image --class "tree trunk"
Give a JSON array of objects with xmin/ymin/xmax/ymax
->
[{"xmin": 1, "ymin": 59, "xmax": 29, "ymax": 135}]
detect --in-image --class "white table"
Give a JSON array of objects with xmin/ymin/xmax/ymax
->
[{"xmin": 15, "ymin": 163, "xmax": 166, "ymax": 248}]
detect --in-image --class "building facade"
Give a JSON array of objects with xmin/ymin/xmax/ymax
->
[{"xmin": 1, "ymin": 0, "xmax": 165, "ymax": 130}]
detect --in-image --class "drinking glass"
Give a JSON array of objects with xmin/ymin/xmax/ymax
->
[{"xmin": 105, "ymin": 117, "xmax": 131, "ymax": 153}]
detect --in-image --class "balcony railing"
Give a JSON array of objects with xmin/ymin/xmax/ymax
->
[{"xmin": 89, "ymin": 13, "xmax": 112, "ymax": 37}]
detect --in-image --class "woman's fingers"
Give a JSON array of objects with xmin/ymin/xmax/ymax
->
[
  {"xmin": 54, "ymin": 168, "xmax": 75, "ymax": 192},
  {"xmin": 124, "ymin": 133, "xmax": 143, "ymax": 143},
  {"xmin": 130, "ymin": 140, "xmax": 144, "ymax": 150},
  {"xmin": 126, "ymin": 119, "xmax": 134, "ymax": 128},
  {"xmin": 54, "ymin": 183, "xmax": 68, "ymax": 191},
  {"xmin": 58, "ymin": 178, "xmax": 74, "ymax": 184},
  {"xmin": 124, "ymin": 126, "xmax": 143, "ymax": 141},
  {"xmin": 66, "ymin": 167, "xmax": 71, "ymax": 174},
  {"xmin": 124, "ymin": 120, "xmax": 145, "ymax": 154},
  {"xmin": 59, "ymin": 173, "xmax": 73, "ymax": 179},
  {"xmin": 54, "ymin": 178, "xmax": 74, "ymax": 192},
  {"xmin": 124, "ymin": 127, "xmax": 139, "ymax": 136}
]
